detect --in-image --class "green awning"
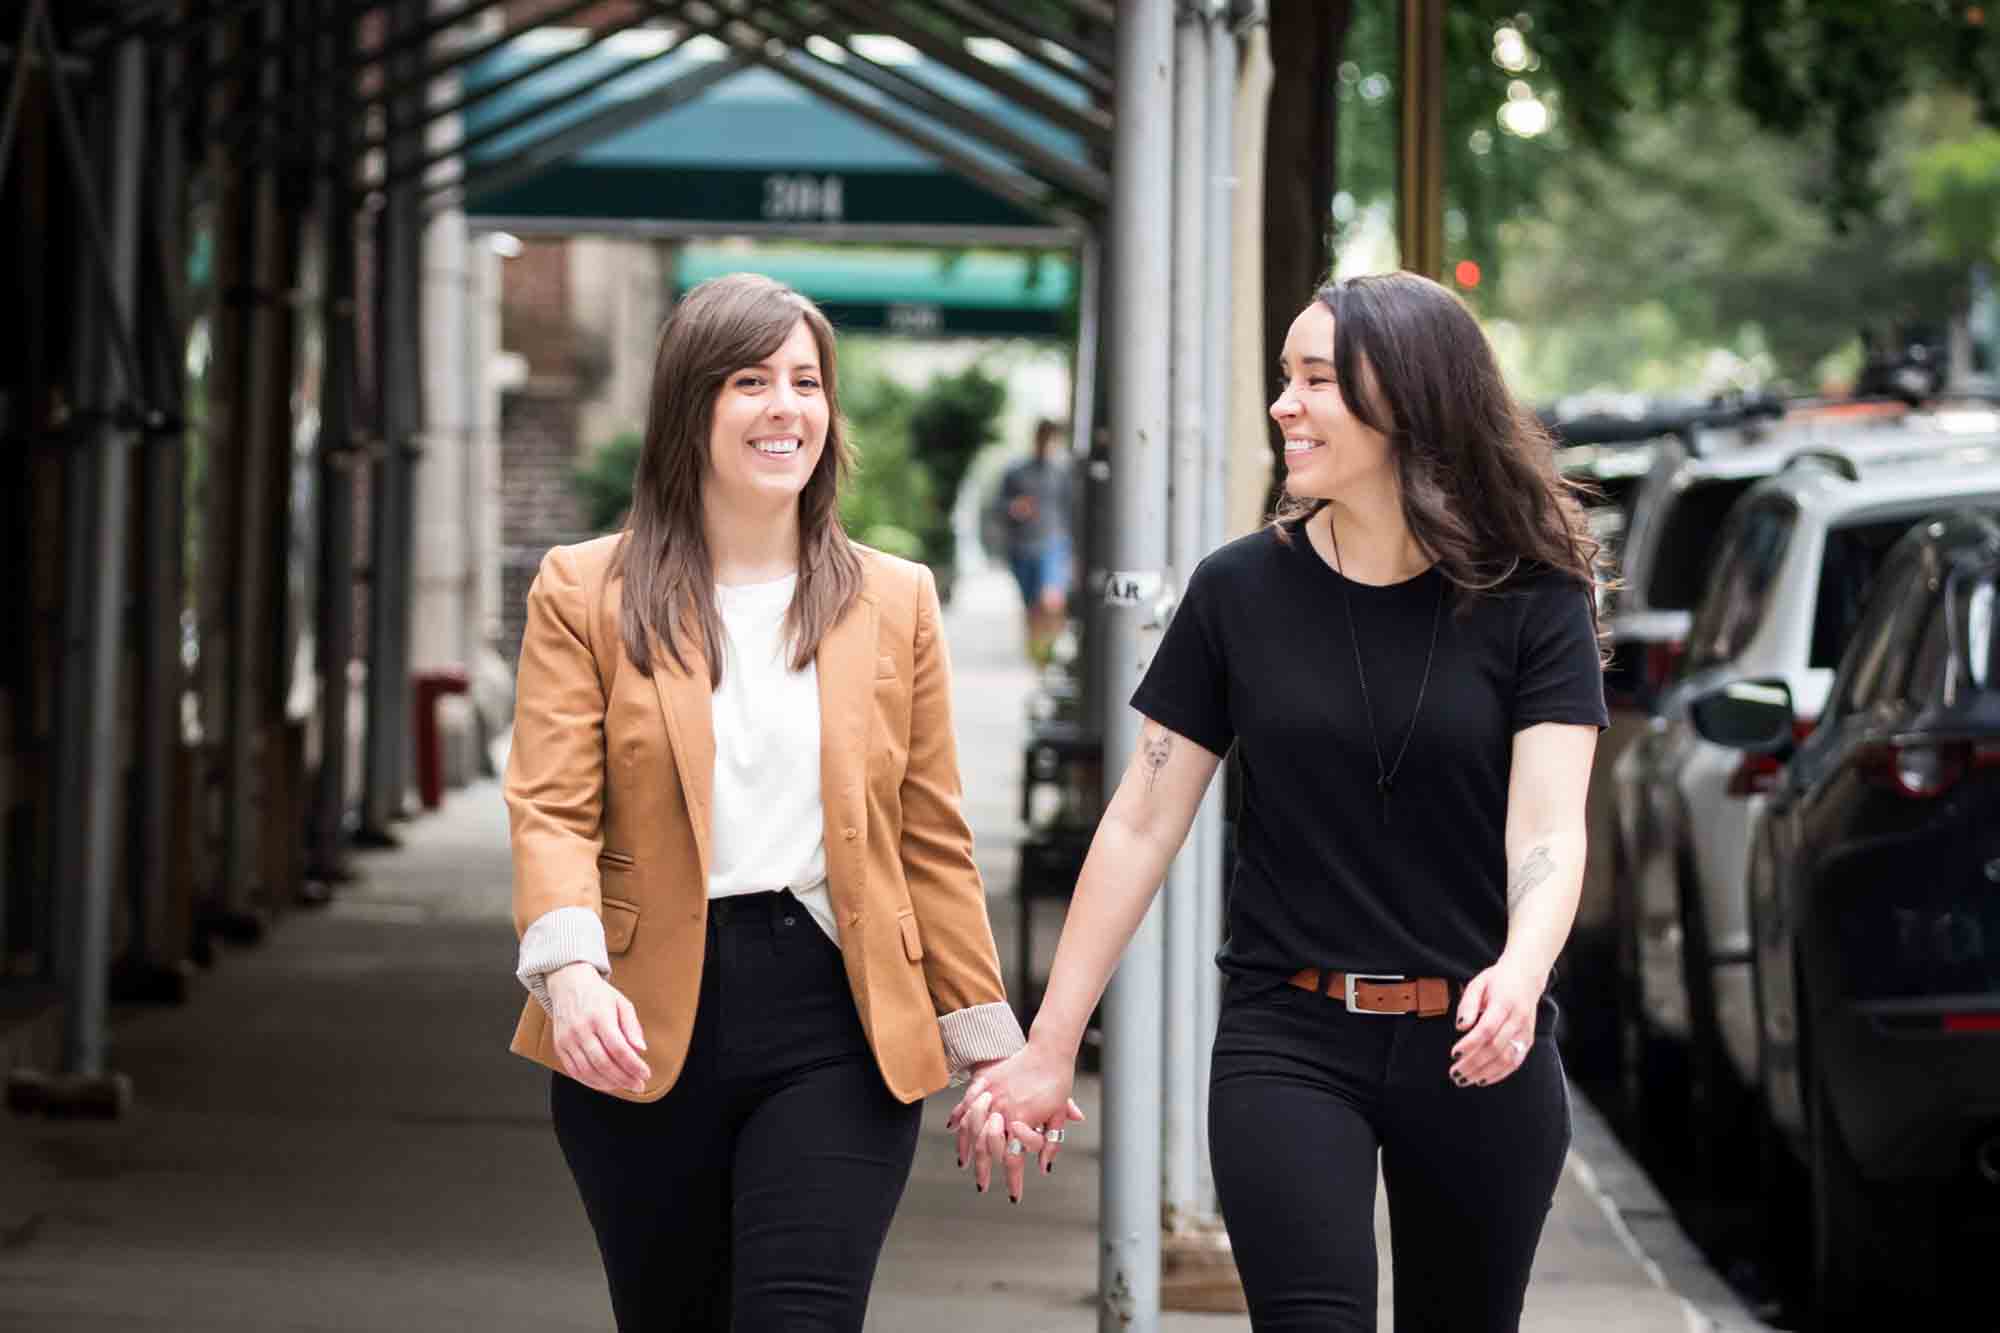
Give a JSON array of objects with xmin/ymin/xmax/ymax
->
[
  {"xmin": 675, "ymin": 245, "xmax": 1075, "ymax": 339},
  {"xmin": 462, "ymin": 33, "xmax": 1089, "ymax": 239}
]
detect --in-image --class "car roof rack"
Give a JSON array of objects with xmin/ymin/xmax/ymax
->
[
  {"xmin": 1539, "ymin": 390, "xmax": 1788, "ymax": 453},
  {"xmin": 1778, "ymin": 447, "xmax": 1860, "ymax": 481}
]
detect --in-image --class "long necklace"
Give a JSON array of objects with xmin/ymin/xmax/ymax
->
[{"xmin": 1327, "ymin": 518, "xmax": 1444, "ymax": 826}]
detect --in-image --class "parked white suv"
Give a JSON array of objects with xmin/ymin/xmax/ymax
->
[
  {"xmin": 1560, "ymin": 398, "xmax": 1988, "ymax": 1072},
  {"xmin": 1608, "ymin": 428, "xmax": 2000, "ymax": 1150}
]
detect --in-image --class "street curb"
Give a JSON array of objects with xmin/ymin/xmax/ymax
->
[{"xmin": 1564, "ymin": 1081, "xmax": 1777, "ymax": 1333}]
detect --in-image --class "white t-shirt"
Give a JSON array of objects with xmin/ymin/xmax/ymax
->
[{"xmin": 706, "ymin": 572, "xmax": 838, "ymax": 944}]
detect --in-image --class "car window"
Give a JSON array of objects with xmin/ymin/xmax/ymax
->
[
  {"xmin": 1811, "ymin": 518, "xmax": 1924, "ymax": 669},
  {"xmin": 1685, "ymin": 497, "xmax": 1795, "ymax": 671},
  {"xmin": 1835, "ymin": 551, "xmax": 1928, "ymax": 717},
  {"xmin": 1645, "ymin": 476, "xmax": 1758, "ymax": 611}
]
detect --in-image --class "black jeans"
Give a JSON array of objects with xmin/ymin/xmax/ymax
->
[
  {"xmin": 549, "ymin": 890, "xmax": 923, "ymax": 1332},
  {"xmin": 1208, "ymin": 976, "xmax": 1571, "ymax": 1332}
]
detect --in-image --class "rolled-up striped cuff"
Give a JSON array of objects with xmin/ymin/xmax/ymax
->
[
  {"xmin": 937, "ymin": 1001, "xmax": 1027, "ymax": 1086},
  {"xmin": 516, "ymin": 906, "xmax": 611, "ymax": 1015}
]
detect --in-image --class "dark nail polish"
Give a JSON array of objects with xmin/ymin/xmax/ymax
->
[
  {"xmin": 956, "ymin": 1158, "xmax": 963, "ymax": 1169},
  {"xmin": 1010, "ymin": 1195, "xmax": 1019, "ymax": 1205}
]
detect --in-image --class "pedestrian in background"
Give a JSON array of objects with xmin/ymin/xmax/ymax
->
[
  {"xmin": 953, "ymin": 271, "xmax": 1607, "ymax": 1331},
  {"xmin": 503, "ymin": 273, "xmax": 1048, "ymax": 1331},
  {"xmin": 997, "ymin": 417, "xmax": 1073, "ymax": 663}
]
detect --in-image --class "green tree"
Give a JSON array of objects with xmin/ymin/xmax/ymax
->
[
  {"xmin": 573, "ymin": 430, "xmax": 643, "ymax": 533},
  {"xmin": 906, "ymin": 364, "xmax": 1008, "ymax": 580}
]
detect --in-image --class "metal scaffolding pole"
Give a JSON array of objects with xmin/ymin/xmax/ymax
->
[
  {"xmin": 1192, "ymin": 0, "xmax": 1240, "ymax": 1217},
  {"xmin": 64, "ymin": 27, "xmax": 147, "ymax": 1109},
  {"xmin": 360, "ymin": 0, "xmax": 426, "ymax": 841},
  {"xmin": 1100, "ymin": 1, "xmax": 1173, "ymax": 1327},
  {"xmin": 216, "ymin": 1, "xmax": 287, "ymax": 932},
  {"xmin": 308, "ymin": 0, "xmax": 363, "ymax": 882},
  {"xmin": 1162, "ymin": 0, "xmax": 1206, "ymax": 1238},
  {"xmin": 125, "ymin": 24, "xmax": 194, "ymax": 1004}
]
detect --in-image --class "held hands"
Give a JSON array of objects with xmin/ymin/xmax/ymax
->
[
  {"xmin": 546, "ymin": 961, "xmax": 652, "ymax": 1095},
  {"xmin": 945, "ymin": 1042, "xmax": 1086, "ymax": 1203},
  {"xmin": 1449, "ymin": 954, "xmax": 1545, "ymax": 1087}
]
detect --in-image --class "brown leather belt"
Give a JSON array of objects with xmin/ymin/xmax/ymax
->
[{"xmin": 1287, "ymin": 968, "xmax": 1452, "ymax": 1017}]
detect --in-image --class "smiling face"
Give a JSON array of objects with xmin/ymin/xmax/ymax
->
[
  {"xmin": 1269, "ymin": 300, "xmax": 1396, "ymax": 502},
  {"xmin": 704, "ymin": 316, "xmax": 830, "ymax": 518}
]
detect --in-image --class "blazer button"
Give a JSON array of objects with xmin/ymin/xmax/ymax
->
[{"xmin": 843, "ymin": 827, "xmax": 858, "ymax": 840}]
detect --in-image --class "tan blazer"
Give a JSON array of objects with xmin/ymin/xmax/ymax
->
[{"xmin": 504, "ymin": 534, "xmax": 1018, "ymax": 1103}]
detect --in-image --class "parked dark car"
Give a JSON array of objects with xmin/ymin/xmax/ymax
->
[{"xmin": 1690, "ymin": 507, "xmax": 2000, "ymax": 1325}]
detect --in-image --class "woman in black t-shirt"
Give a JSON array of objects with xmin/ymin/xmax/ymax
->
[{"xmin": 949, "ymin": 272, "xmax": 1607, "ymax": 1331}]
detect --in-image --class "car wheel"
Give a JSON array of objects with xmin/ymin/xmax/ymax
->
[{"xmin": 1807, "ymin": 1067, "xmax": 1938, "ymax": 1328}]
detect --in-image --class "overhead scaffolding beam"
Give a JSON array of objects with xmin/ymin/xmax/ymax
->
[
  {"xmin": 742, "ymin": 2, "xmax": 1108, "ymax": 206},
  {"xmin": 814, "ymin": 0, "xmax": 1112, "ymax": 149},
  {"xmin": 362, "ymin": 7, "xmax": 736, "ymax": 195},
  {"xmin": 919, "ymin": 0, "xmax": 1115, "ymax": 96},
  {"xmin": 433, "ymin": 49, "xmax": 748, "ymax": 208},
  {"xmin": 224, "ymin": 0, "xmax": 614, "ymax": 156},
  {"xmin": 687, "ymin": 4, "xmax": 1086, "ymax": 233},
  {"xmin": 929, "ymin": 0, "xmax": 1117, "ymax": 77},
  {"xmin": 162, "ymin": 0, "xmax": 511, "ymax": 114}
]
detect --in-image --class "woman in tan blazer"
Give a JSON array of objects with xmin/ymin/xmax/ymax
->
[{"xmin": 504, "ymin": 273, "xmax": 1034, "ymax": 1331}]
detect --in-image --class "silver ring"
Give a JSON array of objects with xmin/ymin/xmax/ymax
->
[
  {"xmin": 1509, "ymin": 1039, "xmax": 1527, "ymax": 1059},
  {"xmin": 1006, "ymin": 1139, "xmax": 1026, "ymax": 1157},
  {"xmin": 1044, "ymin": 1129, "xmax": 1066, "ymax": 1144}
]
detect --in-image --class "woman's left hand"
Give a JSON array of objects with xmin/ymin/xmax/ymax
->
[{"xmin": 1449, "ymin": 955, "xmax": 1545, "ymax": 1087}]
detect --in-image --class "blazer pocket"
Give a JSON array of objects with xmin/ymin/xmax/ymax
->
[
  {"xmin": 602, "ymin": 894, "xmax": 641, "ymax": 955},
  {"xmin": 896, "ymin": 908, "xmax": 924, "ymax": 963},
  {"xmin": 875, "ymin": 653, "xmax": 899, "ymax": 681}
]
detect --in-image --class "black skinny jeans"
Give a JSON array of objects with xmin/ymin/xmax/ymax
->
[
  {"xmin": 549, "ymin": 890, "xmax": 923, "ymax": 1332},
  {"xmin": 1209, "ymin": 976, "xmax": 1571, "ymax": 1332}
]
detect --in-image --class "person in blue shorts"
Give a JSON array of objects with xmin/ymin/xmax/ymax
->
[{"xmin": 997, "ymin": 419, "xmax": 1072, "ymax": 663}]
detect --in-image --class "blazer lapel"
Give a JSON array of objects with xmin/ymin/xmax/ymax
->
[
  {"xmin": 816, "ymin": 590, "xmax": 878, "ymax": 915},
  {"xmin": 650, "ymin": 631, "xmax": 715, "ymax": 881}
]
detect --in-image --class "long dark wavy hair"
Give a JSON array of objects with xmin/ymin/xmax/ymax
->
[
  {"xmin": 613, "ymin": 273, "xmax": 862, "ymax": 685},
  {"xmin": 1272, "ymin": 272, "xmax": 1604, "ymax": 618}
]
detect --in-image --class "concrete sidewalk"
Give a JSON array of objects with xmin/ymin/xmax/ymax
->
[{"xmin": 0, "ymin": 570, "xmax": 1762, "ymax": 1331}]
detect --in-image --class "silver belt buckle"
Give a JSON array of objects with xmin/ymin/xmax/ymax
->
[{"xmin": 1345, "ymin": 972, "xmax": 1406, "ymax": 1014}]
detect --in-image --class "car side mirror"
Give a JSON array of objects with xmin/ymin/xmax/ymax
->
[{"xmin": 1689, "ymin": 678, "xmax": 1797, "ymax": 753}]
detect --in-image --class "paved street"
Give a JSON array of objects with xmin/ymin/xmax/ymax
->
[{"xmin": 0, "ymin": 569, "xmax": 1762, "ymax": 1331}]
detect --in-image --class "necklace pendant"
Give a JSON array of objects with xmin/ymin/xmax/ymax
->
[{"xmin": 1377, "ymin": 775, "xmax": 1392, "ymax": 825}]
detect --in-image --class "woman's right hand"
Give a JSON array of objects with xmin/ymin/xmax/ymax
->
[
  {"xmin": 946, "ymin": 1039, "xmax": 1084, "ymax": 1196},
  {"xmin": 547, "ymin": 961, "xmax": 651, "ymax": 1095}
]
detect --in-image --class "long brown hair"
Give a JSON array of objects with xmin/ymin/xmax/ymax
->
[
  {"xmin": 614, "ymin": 273, "xmax": 862, "ymax": 684},
  {"xmin": 1273, "ymin": 272, "xmax": 1604, "ymax": 614}
]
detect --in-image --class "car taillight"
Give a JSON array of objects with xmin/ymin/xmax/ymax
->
[
  {"xmin": 1855, "ymin": 740, "xmax": 2000, "ymax": 799},
  {"xmin": 1644, "ymin": 640, "xmax": 1686, "ymax": 694},
  {"xmin": 1725, "ymin": 717, "xmax": 1818, "ymax": 797}
]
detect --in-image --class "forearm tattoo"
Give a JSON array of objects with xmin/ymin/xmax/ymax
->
[
  {"xmin": 1507, "ymin": 843, "xmax": 1555, "ymax": 913},
  {"xmin": 1142, "ymin": 729, "xmax": 1173, "ymax": 791}
]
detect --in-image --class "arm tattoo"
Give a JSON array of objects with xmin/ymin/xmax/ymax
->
[
  {"xmin": 1142, "ymin": 730, "xmax": 1173, "ymax": 791},
  {"xmin": 1507, "ymin": 843, "xmax": 1555, "ymax": 913}
]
